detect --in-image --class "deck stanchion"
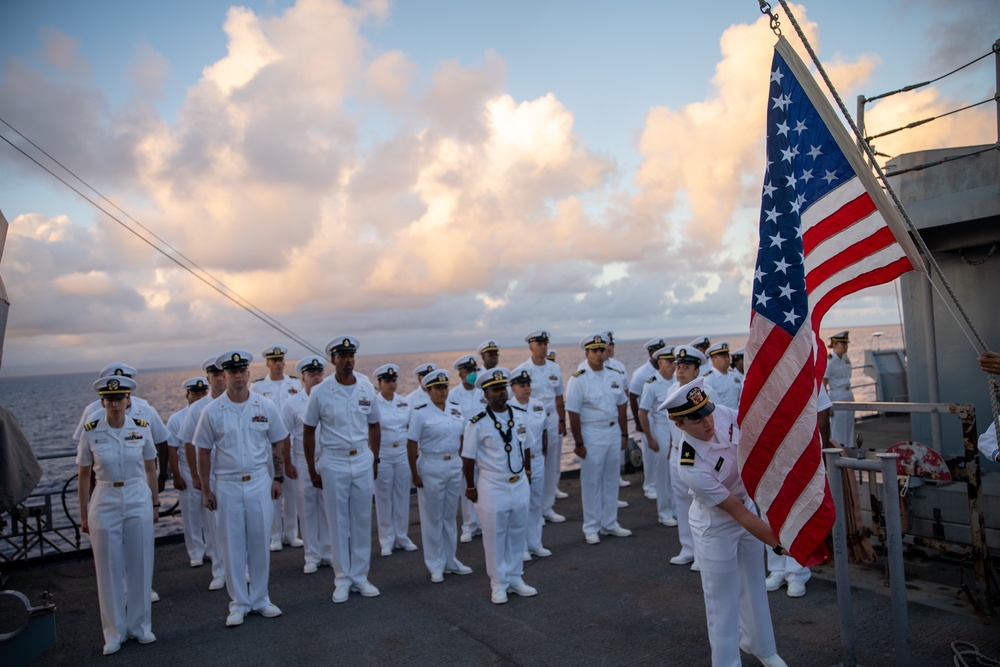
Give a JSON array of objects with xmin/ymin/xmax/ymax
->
[{"xmin": 823, "ymin": 447, "xmax": 857, "ymax": 667}]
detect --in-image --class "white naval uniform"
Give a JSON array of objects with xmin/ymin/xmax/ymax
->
[
  {"xmin": 824, "ymin": 352, "xmax": 855, "ymax": 447},
  {"xmin": 512, "ymin": 358, "xmax": 565, "ymax": 515},
  {"xmin": 77, "ymin": 416, "xmax": 156, "ymax": 647},
  {"xmin": 193, "ymin": 392, "xmax": 289, "ymax": 616},
  {"xmin": 565, "ymin": 366, "xmax": 629, "ymax": 536},
  {"xmin": 177, "ymin": 394, "xmax": 225, "ymax": 582},
  {"xmin": 72, "ymin": 395, "xmax": 169, "ymax": 443},
  {"xmin": 407, "ymin": 387, "xmax": 430, "ymax": 410},
  {"xmin": 678, "ymin": 405, "xmax": 778, "ymax": 667},
  {"xmin": 374, "ymin": 392, "xmax": 414, "ymax": 553},
  {"xmin": 167, "ymin": 406, "xmax": 206, "ymax": 563},
  {"xmin": 514, "ymin": 396, "xmax": 548, "ymax": 552},
  {"xmin": 668, "ymin": 418, "xmax": 698, "ymax": 565},
  {"xmin": 408, "ymin": 400, "xmax": 465, "ymax": 577},
  {"xmin": 252, "ymin": 374, "xmax": 302, "ymax": 545},
  {"xmin": 304, "ymin": 376, "xmax": 380, "ymax": 590},
  {"xmin": 281, "ymin": 391, "xmax": 332, "ymax": 568},
  {"xmin": 703, "ymin": 368, "xmax": 742, "ymax": 411},
  {"xmin": 449, "ymin": 384, "xmax": 486, "ymax": 537},
  {"xmin": 638, "ymin": 374, "xmax": 677, "ymax": 523},
  {"xmin": 978, "ymin": 423, "xmax": 1000, "ymax": 462},
  {"xmin": 629, "ymin": 360, "xmax": 661, "ymax": 494},
  {"xmin": 462, "ymin": 404, "xmax": 534, "ymax": 595}
]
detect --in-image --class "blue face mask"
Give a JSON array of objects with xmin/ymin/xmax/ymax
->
[{"xmin": 466, "ymin": 372, "xmax": 478, "ymax": 386}]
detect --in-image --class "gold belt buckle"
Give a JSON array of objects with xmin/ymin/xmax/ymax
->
[
  {"xmin": 443, "ymin": 455, "xmax": 452, "ymax": 461},
  {"xmin": 349, "ymin": 449, "xmax": 358, "ymax": 456},
  {"xmin": 241, "ymin": 474, "xmax": 251, "ymax": 482},
  {"xmin": 392, "ymin": 443, "xmax": 399, "ymax": 448},
  {"xmin": 608, "ymin": 420, "xmax": 615, "ymax": 427},
  {"xmin": 509, "ymin": 474, "xmax": 520, "ymax": 483},
  {"xmin": 113, "ymin": 481, "xmax": 124, "ymax": 488}
]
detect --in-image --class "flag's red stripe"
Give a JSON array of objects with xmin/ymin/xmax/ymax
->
[
  {"xmin": 806, "ymin": 226, "xmax": 898, "ymax": 291},
  {"xmin": 811, "ymin": 256, "xmax": 913, "ymax": 327},
  {"xmin": 802, "ymin": 192, "xmax": 876, "ymax": 254},
  {"xmin": 765, "ymin": 430, "xmax": 822, "ymax": 529},
  {"xmin": 789, "ymin": 486, "xmax": 834, "ymax": 566},
  {"xmin": 738, "ymin": 324, "xmax": 792, "ymax": 424}
]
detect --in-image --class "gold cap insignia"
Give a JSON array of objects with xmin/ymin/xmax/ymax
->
[{"xmin": 108, "ymin": 379, "xmax": 120, "ymax": 390}]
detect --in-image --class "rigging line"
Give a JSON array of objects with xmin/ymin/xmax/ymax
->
[
  {"xmin": 776, "ymin": 0, "xmax": 989, "ymax": 356},
  {"xmin": 0, "ymin": 115, "xmax": 319, "ymax": 354},
  {"xmin": 863, "ymin": 49, "xmax": 994, "ymax": 104},
  {"xmin": 0, "ymin": 132, "xmax": 325, "ymax": 357},
  {"xmin": 883, "ymin": 145, "xmax": 999, "ymax": 179},
  {"xmin": 866, "ymin": 97, "xmax": 994, "ymax": 142}
]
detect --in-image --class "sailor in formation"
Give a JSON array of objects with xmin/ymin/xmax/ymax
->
[
  {"xmin": 597, "ymin": 332, "xmax": 633, "ymax": 495},
  {"xmin": 628, "ymin": 338, "xmax": 667, "ymax": 499},
  {"xmin": 462, "ymin": 368, "xmax": 538, "ymax": 604},
  {"xmin": 703, "ymin": 342, "xmax": 742, "ymax": 411},
  {"xmin": 251, "ymin": 345, "xmax": 303, "ymax": 552},
  {"xmin": 566, "ymin": 333, "xmax": 631, "ymax": 545},
  {"xmin": 303, "ymin": 336, "xmax": 381, "ymax": 603},
  {"xmin": 824, "ymin": 331, "xmax": 855, "ymax": 447},
  {"xmin": 179, "ymin": 356, "xmax": 229, "ymax": 591},
  {"xmin": 194, "ymin": 350, "xmax": 287, "ymax": 627},
  {"xmin": 77, "ymin": 375, "xmax": 159, "ymax": 655},
  {"xmin": 666, "ymin": 345, "xmax": 706, "ymax": 570},
  {"xmin": 478, "ymin": 339, "xmax": 500, "ymax": 372},
  {"xmin": 407, "ymin": 363, "xmax": 437, "ymax": 410},
  {"xmin": 512, "ymin": 329, "xmax": 568, "ymax": 523},
  {"xmin": 637, "ymin": 345, "xmax": 678, "ymax": 527},
  {"xmin": 166, "ymin": 377, "xmax": 210, "ymax": 568},
  {"xmin": 372, "ymin": 363, "xmax": 418, "ymax": 557},
  {"xmin": 449, "ymin": 354, "xmax": 485, "ymax": 542},
  {"xmin": 407, "ymin": 369, "xmax": 472, "ymax": 582},
  {"xmin": 508, "ymin": 369, "xmax": 552, "ymax": 559},
  {"xmin": 281, "ymin": 355, "xmax": 335, "ymax": 573},
  {"xmin": 661, "ymin": 377, "xmax": 787, "ymax": 667}
]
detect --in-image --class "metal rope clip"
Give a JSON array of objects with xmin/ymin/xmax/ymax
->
[{"xmin": 757, "ymin": 0, "xmax": 781, "ymax": 35}]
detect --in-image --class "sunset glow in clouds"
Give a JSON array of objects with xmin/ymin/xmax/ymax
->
[{"xmin": 0, "ymin": 0, "xmax": 996, "ymax": 374}]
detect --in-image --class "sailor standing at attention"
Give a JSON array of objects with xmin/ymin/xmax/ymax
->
[
  {"xmin": 281, "ymin": 355, "xmax": 335, "ymax": 574},
  {"xmin": 599, "ymin": 332, "xmax": 632, "ymax": 494},
  {"xmin": 251, "ymin": 345, "xmax": 303, "ymax": 552},
  {"xmin": 628, "ymin": 338, "xmax": 667, "ymax": 498},
  {"xmin": 661, "ymin": 377, "xmax": 787, "ymax": 667},
  {"xmin": 567, "ymin": 333, "xmax": 631, "ymax": 545},
  {"xmin": 478, "ymin": 339, "xmax": 501, "ymax": 372},
  {"xmin": 824, "ymin": 331, "xmax": 855, "ymax": 447},
  {"xmin": 637, "ymin": 346, "xmax": 678, "ymax": 527},
  {"xmin": 303, "ymin": 335, "xmax": 382, "ymax": 603},
  {"xmin": 166, "ymin": 377, "xmax": 210, "ymax": 568},
  {"xmin": 463, "ymin": 368, "xmax": 538, "ymax": 604},
  {"xmin": 373, "ymin": 363, "xmax": 418, "ymax": 556},
  {"xmin": 703, "ymin": 342, "xmax": 742, "ymax": 411},
  {"xmin": 77, "ymin": 376, "xmax": 159, "ymax": 655},
  {"xmin": 512, "ymin": 329, "xmax": 568, "ymax": 523},
  {"xmin": 508, "ymin": 369, "xmax": 552, "ymax": 560},
  {"xmin": 449, "ymin": 354, "xmax": 486, "ymax": 543},
  {"xmin": 194, "ymin": 350, "xmax": 287, "ymax": 627},
  {"xmin": 407, "ymin": 363, "xmax": 438, "ymax": 410},
  {"xmin": 730, "ymin": 348, "xmax": 746, "ymax": 382}
]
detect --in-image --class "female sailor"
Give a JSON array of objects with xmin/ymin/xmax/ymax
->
[{"xmin": 373, "ymin": 363, "xmax": 418, "ymax": 556}]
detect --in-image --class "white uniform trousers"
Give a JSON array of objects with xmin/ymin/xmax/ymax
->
[
  {"xmin": 525, "ymin": 452, "xmax": 546, "ymax": 551},
  {"xmin": 829, "ymin": 388, "xmax": 855, "ymax": 447},
  {"xmin": 318, "ymin": 448, "xmax": 374, "ymax": 588},
  {"xmin": 579, "ymin": 422, "xmax": 622, "ymax": 536},
  {"xmin": 540, "ymin": 415, "xmax": 562, "ymax": 513},
  {"xmin": 649, "ymin": 422, "xmax": 675, "ymax": 521},
  {"xmin": 670, "ymin": 442, "xmax": 697, "ymax": 562},
  {"xmin": 636, "ymin": 431, "xmax": 657, "ymax": 494},
  {"xmin": 177, "ymin": 461, "xmax": 207, "ymax": 562},
  {"xmin": 477, "ymin": 472, "xmax": 529, "ymax": 592},
  {"xmin": 374, "ymin": 445, "xmax": 413, "ymax": 552},
  {"xmin": 415, "ymin": 456, "xmax": 462, "ymax": 575},
  {"xmin": 89, "ymin": 481, "xmax": 154, "ymax": 645},
  {"xmin": 270, "ymin": 476, "xmax": 299, "ymax": 544},
  {"xmin": 767, "ymin": 551, "xmax": 811, "ymax": 585},
  {"xmin": 689, "ymin": 498, "xmax": 778, "ymax": 667},
  {"xmin": 215, "ymin": 471, "xmax": 274, "ymax": 614},
  {"xmin": 292, "ymin": 451, "xmax": 331, "ymax": 566},
  {"xmin": 460, "ymin": 467, "xmax": 481, "ymax": 535},
  {"xmin": 205, "ymin": 475, "xmax": 225, "ymax": 581}
]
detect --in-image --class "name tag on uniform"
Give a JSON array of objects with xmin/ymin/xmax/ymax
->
[
  {"xmin": 715, "ymin": 457, "xmax": 724, "ymax": 472},
  {"xmin": 124, "ymin": 431, "xmax": 144, "ymax": 442},
  {"xmin": 252, "ymin": 414, "xmax": 268, "ymax": 423}
]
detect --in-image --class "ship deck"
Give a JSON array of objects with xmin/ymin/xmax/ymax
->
[{"xmin": 3, "ymin": 471, "xmax": 997, "ymax": 666}]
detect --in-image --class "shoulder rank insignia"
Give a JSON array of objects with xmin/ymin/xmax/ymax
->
[
  {"xmin": 252, "ymin": 377, "xmax": 264, "ymax": 383},
  {"xmin": 511, "ymin": 404, "xmax": 526, "ymax": 413},
  {"xmin": 84, "ymin": 420, "xmax": 99, "ymax": 432},
  {"xmin": 610, "ymin": 366, "xmax": 624, "ymax": 374},
  {"xmin": 288, "ymin": 374, "xmax": 298, "ymax": 379},
  {"xmin": 679, "ymin": 442, "xmax": 696, "ymax": 466},
  {"xmin": 470, "ymin": 411, "xmax": 487, "ymax": 423},
  {"xmin": 645, "ymin": 376, "xmax": 657, "ymax": 384},
  {"xmin": 715, "ymin": 457, "xmax": 724, "ymax": 472},
  {"xmin": 827, "ymin": 353, "xmax": 833, "ymax": 359},
  {"xmin": 414, "ymin": 404, "xmax": 427, "ymax": 410},
  {"xmin": 132, "ymin": 418, "xmax": 149, "ymax": 427},
  {"xmin": 572, "ymin": 369, "xmax": 585, "ymax": 377}
]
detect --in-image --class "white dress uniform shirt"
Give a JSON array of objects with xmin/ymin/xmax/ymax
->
[
  {"xmin": 638, "ymin": 374, "xmax": 678, "ymax": 522},
  {"xmin": 373, "ymin": 392, "xmax": 414, "ymax": 554},
  {"xmin": 77, "ymin": 416, "xmax": 156, "ymax": 647},
  {"xmin": 677, "ymin": 405, "xmax": 779, "ymax": 667},
  {"xmin": 250, "ymin": 374, "xmax": 300, "ymax": 411},
  {"xmin": 74, "ymin": 397, "xmax": 169, "ymax": 443},
  {"xmin": 704, "ymin": 368, "xmax": 743, "ymax": 411},
  {"xmin": 282, "ymin": 391, "xmax": 332, "ymax": 568},
  {"xmin": 407, "ymin": 387, "xmax": 431, "ymax": 410},
  {"xmin": 167, "ymin": 406, "xmax": 207, "ymax": 564},
  {"xmin": 512, "ymin": 358, "xmax": 566, "ymax": 517},
  {"xmin": 978, "ymin": 423, "xmax": 1000, "ymax": 463}
]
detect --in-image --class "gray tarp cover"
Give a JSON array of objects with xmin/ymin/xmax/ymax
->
[{"xmin": 0, "ymin": 405, "xmax": 42, "ymax": 512}]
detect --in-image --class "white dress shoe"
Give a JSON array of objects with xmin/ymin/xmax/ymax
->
[
  {"xmin": 530, "ymin": 547, "xmax": 552, "ymax": 558},
  {"xmin": 284, "ymin": 537, "xmax": 304, "ymax": 548},
  {"xmin": 600, "ymin": 526, "xmax": 632, "ymax": 538},
  {"xmin": 332, "ymin": 586, "xmax": 350, "ymax": 603},
  {"xmin": 765, "ymin": 573, "xmax": 786, "ymax": 592},
  {"xmin": 585, "ymin": 533, "xmax": 601, "ymax": 545},
  {"xmin": 150, "ymin": 590, "xmax": 160, "ymax": 603},
  {"xmin": 190, "ymin": 558, "xmax": 204, "ymax": 568},
  {"xmin": 508, "ymin": 580, "xmax": 538, "ymax": 597},
  {"xmin": 430, "ymin": 572, "xmax": 444, "ymax": 583},
  {"xmin": 644, "ymin": 490, "xmax": 658, "ymax": 500},
  {"xmin": 617, "ymin": 500, "xmax": 629, "ymax": 509},
  {"xmin": 690, "ymin": 562, "xmax": 701, "ymax": 572},
  {"xmin": 135, "ymin": 632, "xmax": 157, "ymax": 644},
  {"xmin": 303, "ymin": 562, "xmax": 318, "ymax": 574},
  {"xmin": 747, "ymin": 651, "xmax": 789, "ymax": 667},
  {"xmin": 381, "ymin": 547, "xmax": 393, "ymax": 557},
  {"xmin": 491, "ymin": 588, "xmax": 508, "ymax": 605},
  {"xmin": 543, "ymin": 510, "xmax": 566, "ymax": 523},
  {"xmin": 209, "ymin": 576, "xmax": 226, "ymax": 591},
  {"xmin": 669, "ymin": 553, "xmax": 694, "ymax": 566},
  {"xmin": 618, "ymin": 478, "xmax": 631, "ymax": 487},
  {"xmin": 350, "ymin": 580, "xmax": 381, "ymax": 597},
  {"xmin": 659, "ymin": 516, "xmax": 678, "ymax": 527},
  {"xmin": 397, "ymin": 539, "xmax": 418, "ymax": 552},
  {"xmin": 460, "ymin": 531, "xmax": 474, "ymax": 543},
  {"xmin": 555, "ymin": 489, "xmax": 569, "ymax": 499},
  {"xmin": 103, "ymin": 642, "xmax": 121, "ymax": 655},
  {"xmin": 225, "ymin": 611, "xmax": 245, "ymax": 627},
  {"xmin": 786, "ymin": 580, "xmax": 806, "ymax": 598},
  {"xmin": 523, "ymin": 551, "xmax": 532, "ymax": 562},
  {"xmin": 255, "ymin": 603, "xmax": 282, "ymax": 618},
  {"xmin": 445, "ymin": 562, "xmax": 472, "ymax": 575},
  {"xmin": 269, "ymin": 539, "xmax": 283, "ymax": 552}
]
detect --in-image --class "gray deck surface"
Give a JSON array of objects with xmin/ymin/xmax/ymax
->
[{"xmin": 4, "ymin": 472, "xmax": 998, "ymax": 666}]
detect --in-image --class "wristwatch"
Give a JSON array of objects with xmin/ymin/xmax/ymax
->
[
  {"xmin": 273, "ymin": 476, "xmax": 284, "ymax": 483},
  {"xmin": 772, "ymin": 543, "xmax": 785, "ymax": 556}
]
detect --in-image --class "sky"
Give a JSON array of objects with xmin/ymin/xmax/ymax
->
[{"xmin": 0, "ymin": 0, "xmax": 996, "ymax": 376}]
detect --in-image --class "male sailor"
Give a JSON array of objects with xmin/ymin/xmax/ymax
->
[
  {"xmin": 407, "ymin": 363, "xmax": 437, "ymax": 410},
  {"xmin": 449, "ymin": 354, "xmax": 486, "ymax": 542},
  {"xmin": 666, "ymin": 345, "xmax": 706, "ymax": 570},
  {"xmin": 508, "ymin": 369, "xmax": 552, "ymax": 559},
  {"xmin": 628, "ymin": 338, "xmax": 668, "ymax": 498},
  {"xmin": 478, "ymin": 339, "xmax": 500, "ymax": 372},
  {"xmin": 823, "ymin": 331, "xmax": 855, "ymax": 447},
  {"xmin": 166, "ymin": 377, "xmax": 210, "ymax": 568},
  {"xmin": 251, "ymin": 345, "xmax": 303, "ymax": 551},
  {"xmin": 637, "ymin": 346, "xmax": 678, "ymax": 527},
  {"xmin": 730, "ymin": 348, "xmax": 746, "ymax": 381},
  {"xmin": 690, "ymin": 336, "xmax": 713, "ymax": 377},
  {"xmin": 703, "ymin": 342, "xmax": 742, "ymax": 411}
]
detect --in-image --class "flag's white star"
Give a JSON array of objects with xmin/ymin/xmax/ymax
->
[
  {"xmin": 779, "ymin": 283, "xmax": 796, "ymax": 300},
  {"xmin": 793, "ymin": 120, "xmax": 808, "ymax": 135},
  {"xmin": 807, "ymin": 145, "xmax": 823, "ymax": 159},
  {"xmin": 776, "ymin": 121, "xmax": 790, "ymax": 137},
  {"xmin": 773, "ymin": 94, "xmax": 792, "ymax": 111},
  {"xmin": 783, "ymin": 309, "xmax": 801, "ymax": 325},
  {"xmin": 795, "ymin": 193, "xmax": 807, "ymax": 207},
  {"xmin": 785, "ymin": 174, "xmax": 797, "ymax": 189},
  {"xmin": 762, "ymin": 182, "xmax": 776, "ymax": 198},
  {"xmin": 822, "ymin": 170, "xmax": 838, "ymax": 184},
  {"xmin": 789, "ymin": 145, "xmax": 800, "ymax": 158},
  {"xmin": 789, "ymin": 198, "xmax": 803, "ymax": 214},
  {"xmin": 754, "ymin": 266, "xmax": 766, "ymax": 282},
  {"xmin": 764, "ymin": 207, "xmax": 781, "ymax": 223},
  {"xmin": 769, "ymin": 232, "xmax": 786, "ymax": 248},
  {"xmin": 755, "ymin": 292, "xmax": 772, "ymax": 307},
  {"xmin": 774, "ymin": 257, "xmax": 791, "ymax": 273},
  {"xmin": 770, "ymin": 68, "xmax": 784, "ymax": 84},
  {"xmin": 800, "ymin": 168, "xmax": 813, "ymax": 183},
  {"xmin": 780, "ymin": 146, "xmax": 796, "ymax": 163}
]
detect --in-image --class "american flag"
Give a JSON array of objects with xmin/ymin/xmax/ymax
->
[{"xmin": 737, "ymin": 37, "xmax": 923, "ymax": 566}]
